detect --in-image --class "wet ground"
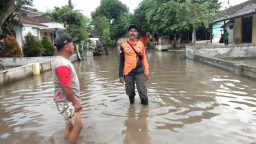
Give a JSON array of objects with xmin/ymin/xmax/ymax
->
[{"xmin": 0, "ymin": 49, "xmax": 256, "ymax": 144}]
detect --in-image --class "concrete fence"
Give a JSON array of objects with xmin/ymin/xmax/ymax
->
[
  {"xmin": 186, "ymin": 44, "xmax": 256, "ymax": 79},
  {"xmin": 194, "ymin": 55, "xmax": 256, "ymax": 78},
  {"xmin": 0, "ymin": 56, "xmax": 56, "ymax": 67},
  {"xmin": 0, "ymin": 54, "xmax": 78, "ymax": 86},
  {"xmin": 186, "ymin": 44, "xmax": 256, "ymax": 59}
]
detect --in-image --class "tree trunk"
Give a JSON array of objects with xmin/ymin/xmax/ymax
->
[
  {"xmin": 192, "ymin": 25, "xmax": 196, "ymax": 45},
  {"xmin": 210, "ymin": 24, "xmax": 213, "ymax": 43},
  {"xmin": 0, "ymin": 0, "xmax": 15, "ymax": 30}
]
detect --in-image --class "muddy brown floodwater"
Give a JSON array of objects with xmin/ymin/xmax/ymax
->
[{"xmin": 0, "ymin": 49, "xmax": 256, "ymax": 144}]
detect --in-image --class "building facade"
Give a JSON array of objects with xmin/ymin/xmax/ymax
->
[
  {"xmin": 14, "ymin": 10, "xmax": 65, "ymax": 50},
  {"xmin": 213, "ymin": 0, "xmax": 256, "ymax": 44}
]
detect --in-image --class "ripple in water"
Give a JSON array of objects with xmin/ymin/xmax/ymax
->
[{"xmin": 0, "ymin": 50, "xmax": 256, "ymax": 144}]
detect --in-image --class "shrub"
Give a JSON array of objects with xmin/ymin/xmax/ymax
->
[
  {"xmin": 23, "ymin": 32, "xmax": 43, "ymax": 57},
  {"xmin": 42, "ymin": 37, "xmax": 55, "ymax": 56},
  {"xmin": 1, "ymin": 34, "xmax": 22, "ymax": 57}
]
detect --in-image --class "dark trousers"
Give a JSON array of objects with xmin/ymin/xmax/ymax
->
[
  {"xmin": 225, "ymin": 39, "xmax": 229, "ymax": 45},
  {"xmin": 124, "ymin": 74, "xmax": 148, "ymax": 101}
]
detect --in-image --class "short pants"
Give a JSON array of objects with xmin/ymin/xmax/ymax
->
[{"xmin": 56, "ymin": 101, "xmax": 75, "ymax": 123}]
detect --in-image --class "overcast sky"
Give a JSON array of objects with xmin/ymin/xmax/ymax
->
[
  {"xmin": 33, "ymin": 0, "xmax": 248, "ymax": 18},
  {"xmin": 219, "ymin": 0, "xmax": 248, "ymax": 9},
  {"xmin": 33, "ymin": 0, "xmax": 142, "ymax": 18}
]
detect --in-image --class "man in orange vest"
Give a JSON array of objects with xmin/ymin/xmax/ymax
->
[{"xmin": 119, "ymin": 24, "xmax": 149, "ymax": 105}]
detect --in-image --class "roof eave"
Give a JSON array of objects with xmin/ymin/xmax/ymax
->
[
  {"xmin": 23, "ymin": 23, "xmax": 48, "ymax": 29},
  {"xmin": 214, "ymin": 9, "xmax": 256, "ymax": 23}
]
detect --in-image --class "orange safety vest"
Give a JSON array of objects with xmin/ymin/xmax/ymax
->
[{"xmin": 120, "ymin": 40, "xmax": 149, "ymax": 76}]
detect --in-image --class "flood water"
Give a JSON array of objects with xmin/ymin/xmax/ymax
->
[{"xmin": 0, "ymin": 49, "xmax": 256, "ymax": 144}]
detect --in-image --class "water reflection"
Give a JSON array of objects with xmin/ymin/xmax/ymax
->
[
  {"xmin": 122, "ymin": 106, "xmax": 151, "ymax": 144},
  {"xmin": 0, "ymin": 50, "xmax": 256, "ymax": 144},
  {"xmin": 0, "ymin": 72, "xmax": 57, "ymax": 144}
]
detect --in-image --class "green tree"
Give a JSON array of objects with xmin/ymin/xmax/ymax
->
[
  {"xmin": 175, "ymin": 0, "xmax": 221, "ymax": 43},
  {"xmin": 1, "ymin": 34, "xmax": 22, "ymax": 57},
  {"xmin": 110, "ymin": 14, "xmax": 133, "ymax": 43},
  {"xmin": 91, "ymin": 16, "xmax": 115, "ymax": 46},
  {"xmin": 91, "ymin": 0, "xmax": 129, "ymax": 22},
  {"xmin": 91, "ymin": 0, "xmax": 130, "ymax": 46},
  {"xmin": 23, "ymin": 32, "xmax": 44, "ymax": 57},
  {"xmin": 91, "ymin": 16, "xmax": 106, "ymax": 38},
  {"xmin": 42, "ymin": 37, "xmax": 55, "ymax": 56},
  {"xmin": 144, "ymin": 0, "xmax": 170, "ymax": 35},
  {"xmin": 144, "ymin": 0, "xmax": 221, "ymax": 43},
  {"xmin": 132, "ymin": 1, "xmax": 151, "ymax": 35},
  {"xmin": 0, "ymin": 0, "xmax": 33, "ymax": 35},
  {"xmin": 46, "ymin": 0, "xmax": 90, "ymax": 42}
]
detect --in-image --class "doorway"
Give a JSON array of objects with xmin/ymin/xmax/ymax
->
[{"xmin": 242, "ymin": 16, "xmax": 252, "ymax": 43}]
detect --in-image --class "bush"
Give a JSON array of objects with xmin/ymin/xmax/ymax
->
[
  {"xmin": 23, "ymin": 32, "xmax": 43, "ymax": 57},
  {"xmin": 1, "ymin": 34, "xmax": 22, "ymax": 57},
  {"xmin": 42, "ymin": 37, "xmax": 55, "ymax": 56}
]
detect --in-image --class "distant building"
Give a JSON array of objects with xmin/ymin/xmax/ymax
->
[
  {"xmin": 14, "ymin": 9, "xmax": 65, "ymax": 51},
  {"xmin": 213, "ymin": 0, "xmax": 256, "ymax": 44}
]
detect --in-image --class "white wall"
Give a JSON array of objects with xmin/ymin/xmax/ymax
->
[
  {"xmin": 22, "ymin": 27, "xmax": 40, "ymax": 39},
  {"xmin": 14, "ymin": 26, "xmax": 23, "ymax": 50},
  {"xmin": 212, "ymin": 21, "xmax": 234, "ymax": 43},
  {"xmin": 212, "ymin": 21, "xmax": 223, "ymax": 43},
  {"xmin": 13, "ymin": 26, "xmax": 40, "ymax": 49},
  {"xmin": 13, "ymin": 23, "xmax": 64, "ymax": 48},
  {"xmin": 226, "ymin": 24, "xmax": 234, "ymax": 43}
]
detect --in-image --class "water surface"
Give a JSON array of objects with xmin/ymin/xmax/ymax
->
[{"xmin": 0, "ymin": 49, "xmax": 256, "ymax": 144}]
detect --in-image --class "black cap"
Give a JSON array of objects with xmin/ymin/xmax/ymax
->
[
  {"xmin": 54, "ymin": 33, "xmax": 78, "ymax": 50},
  {"xmin": 128, "ymin": 24, "xmax": 138, "ymax": 31}
]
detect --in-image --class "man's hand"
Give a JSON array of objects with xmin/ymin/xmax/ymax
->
[
  {"xmin": 144, "ymin": 73, "xmax": 149, "ymax": 81},
  {"xmin": 120, "ymin": 77, "xmax": 125, "ymax": 84},
  {"xmin": 73, "ymin": 101, "xmax": 82, "ymax": 112}
]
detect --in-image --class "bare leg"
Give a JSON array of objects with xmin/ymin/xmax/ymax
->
[
  {"xmin": 67, "ymin": 112, "xmax": 83, "ymax": 144},
  {"xmin": 64, "ymin": 122, "xmax": 73, "ymax": 139}
]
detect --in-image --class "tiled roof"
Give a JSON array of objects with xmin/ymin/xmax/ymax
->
[
  {"xmin": 223, "ymin": 0, "xmax": 256, "ymax": 15},
  {"xmin": 214, "ymin": 0, "xmax": 256, "ymax": 22},
  {"xmin": 16, "ymin": 9, "xmax": 53, "ymax": 27},
  {"xmin": 15, "ymin": 17, "xmax": 47, "ymax": 27}
]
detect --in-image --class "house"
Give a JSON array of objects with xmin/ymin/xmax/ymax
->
[
  {"xmin": 212, "ymin": 0, "xmax": 256, "ymax": 44},
  {"xmin": 14, "ymin": 9, "xmax": 65, "ymax": 50}
]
